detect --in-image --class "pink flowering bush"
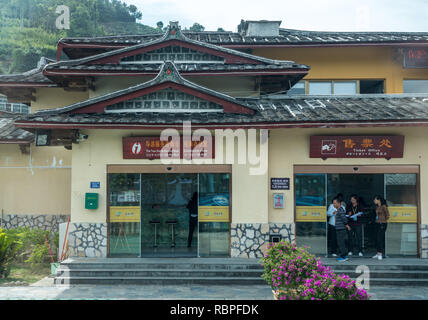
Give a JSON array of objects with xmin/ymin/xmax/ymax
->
[{"xmin": 261, "ymin": 241, "xmax": 370, "ymax": 300}]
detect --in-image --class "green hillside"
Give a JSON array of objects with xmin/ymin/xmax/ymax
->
[{"xmin": 0, "ymin": 0, "xmax": 159, "ymax": 73}]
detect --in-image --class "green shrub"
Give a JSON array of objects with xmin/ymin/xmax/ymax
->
[
  {"xmin": 0, "ymin": 229, "xmax": 20, "ymax": 278},
  {"xmin": 4, "ymin": 228, "xmax": 58, "ymax": 267},
  {"xmin": 261, "ymin": 241, "xmax": 370, "ymax": 300}
]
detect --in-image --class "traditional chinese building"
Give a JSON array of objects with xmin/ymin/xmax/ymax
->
[{"xmin": 1, "ymin": 20, "xmax": 428, "ymax": 259}]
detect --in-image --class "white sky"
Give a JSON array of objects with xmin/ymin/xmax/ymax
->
[{"xmin": 128, "ymin": 0, "xmax": 428, "ymax": 32}]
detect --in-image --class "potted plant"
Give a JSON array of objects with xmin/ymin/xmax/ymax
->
[{"xmin": 260, "ymin": 241, "xmax": 370, "ymax": 300}]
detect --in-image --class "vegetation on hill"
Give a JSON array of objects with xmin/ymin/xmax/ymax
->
[{"xmin": 0, "ymin": 0, "xmax": 159, "ymax": 73}]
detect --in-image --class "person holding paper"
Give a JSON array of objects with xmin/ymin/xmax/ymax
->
[{"xmin": 346, "ymin": 195, "xmax": 365, "ymax": 257}]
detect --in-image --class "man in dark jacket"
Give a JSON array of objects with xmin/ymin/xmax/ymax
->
[
  {"xmin": 186, "ymin": 192, "xmax": 198, "ymax": 248},
  {"xmin": 333, "ymin": 197, "xmax": 351, "ymax": 262}
]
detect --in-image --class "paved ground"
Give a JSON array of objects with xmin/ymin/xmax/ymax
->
[{"xmin": 0, "ymin": 277, "xmax": 426, "ymax": 300}]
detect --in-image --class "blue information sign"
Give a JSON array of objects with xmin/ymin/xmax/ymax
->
[{"xmin": 90, "ymin": 182, "xmax": 100, "ymax": 189}]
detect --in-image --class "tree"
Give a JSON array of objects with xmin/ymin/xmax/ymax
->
[
  {"xmin": 156, "ymin": 21, "xmax": 163, "ymax": 31},
  {"xmin": 217, "ymin": 27, "xmax": 225, "ymax": 32},
  {"xmin": 189, "ymin": 22, "xmax": 205, "ymax": 32}
]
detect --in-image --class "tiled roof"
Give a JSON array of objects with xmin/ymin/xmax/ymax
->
[
  {"xmin": 59, "ymin": 28, "xmax": 428, "ymax": 47},
  {"xmin": 0, "ymin": 112, "xmax": 34, "ymax": 143},
  {"xmin": 52, "ymin": 22, "xmax": 306, "ymax": 69},
  {"xmin": 36, "ymin": 61, "xmax": 257, "ymax": 115},
  {"xmin": 46, "ymin": 62, "xmax": 308, "ymax": 73},
  {"xmin": 0, "ymin": 57, "xmax": 55, "ymax": 85},
  {"xmin": 17, "ymin": 95, "xmax": 428, "ymax": 127}
]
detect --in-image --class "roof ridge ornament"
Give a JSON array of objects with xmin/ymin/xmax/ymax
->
[
  {"xmin": 164, "ymin": 21, "xmax": 186, "ymax": 41},
  {"xmin": 156, "ymin": 61, "xmax": 184, "ymax": 84}
]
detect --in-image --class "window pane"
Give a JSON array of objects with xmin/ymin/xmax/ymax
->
[
  {"xmin": 287, "ymin": 81, "xmax": 305, "ymax": 95},
  {"xmin": 403, "ymin": 80, "xmax": 428, "ymax": 93},
  {"xmin": 308, "ymin": 82, "xmax": 332, "ymax": 95},
  {"xmin": 333, "ymin": 81, "xmax": 357, "ymax": 95},
  {"xmin": 360, "ymin": 80, "xmax": 384, "ymax": 94},
  {"xmin": 108, "ymin": 173, "xmax": 141, "ymax": 256}
]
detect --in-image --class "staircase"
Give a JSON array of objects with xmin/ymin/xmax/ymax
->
[
  {"xmin": 54, "ymin": 258, "xmax": 265, "ymax": 285},
  {"xmin": 323, "ymin": 258, "xmax": 428, "ymax": 286},
  {"xmin": 54, "ymin": 257, "xmax": 428, "ymax": 286}
]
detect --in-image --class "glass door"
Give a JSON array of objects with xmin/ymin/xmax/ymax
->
[
  {"xmin": 108, "ymin": 173, "xmax": 141, "ymax": 257},
  {"xmin": 295, "ymin": 173, "xmax": 327, "ymax": 255},
  {"xmin": 140, "ymin": 173, "xmax": 198, "ymax": 257},
  {"xmin": 198, "ymin": 173, "xmax": 231, "ymax": 257}
]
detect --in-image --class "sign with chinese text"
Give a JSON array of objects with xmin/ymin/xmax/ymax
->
[
  {"xmin": 271, "ymin": 178, "xmax": 290, "ymax": 190},
  {"xmin": 388, "ymin": 206, "xmax": 417, "ymax": 223},
  {"xmin": 296, "ymin": 206, "xmax": 327, "ymax": 222},
  {"xmin": 198, "ymin": 206, "xmax": 229, "ymax": 222},
  {"xmin": 310, "ymin": 136, "xmax": 404, "ymax": 159},
  {"xmin": 110, "ymin": 206, "xmax": 141, "ymax": 222},
  {"xmin": 123, "ymin": 136, "xmax": 214, "ymax": 159},
  {"xmin": 404, "ymin": 48, "xmax": 428, "ymax": 68}
]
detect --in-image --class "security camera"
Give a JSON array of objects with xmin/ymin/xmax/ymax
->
[
  {"xmin": 353, "ymin": 167, "xmax": 359, "ymax": 171},
  {"xmin": 76, "ymin": 133, "xmax": 89, "ymax": 142}
]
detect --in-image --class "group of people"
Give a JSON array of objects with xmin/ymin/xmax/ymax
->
[{"xmin": 327, "ymin": 193, "xmax": 390, "ymax": 262}]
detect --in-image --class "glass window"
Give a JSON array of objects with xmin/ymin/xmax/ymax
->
[
  {"xmin": 360, "ymin": 80, "xmax": 384, "ymax": 94},
  {"xmin": 333, "ymin": 81, "xmax": 357, "ymax": 95},
  {"xmin": 108, "ymin": 173, "xmax": 141, "ymax": 256},
  {"xmin": 287, "ymin": 81, "xmax": 305, "ymax": 95},
  {"xmin": 198, "ymin": 173, "xmax": 230, "ymax": 257},
  {"xmin": 385, "ymin": 174, "xmax": 417, "ymax": 257},
  {"xmin": 295, "ymin": 174, "xmax": 327, "ymax": 255},
  {"xmin": 308, "ymin": 81, "xmax": 332, "ymax": 95},
  {"xmin": 403, "ymin": 80, "xmax": 428, "ymax": 93}
]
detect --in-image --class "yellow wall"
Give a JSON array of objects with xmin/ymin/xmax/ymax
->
[
  {"xmin": 70, "ymin": 129, "xmax": 268, "ymax": 224},
  {"xmin": 90, "ymin": 75, "xmax": 259, "ymax": 99},
  {"xmin": 268, "ymin": 126, "xmax": 428, "ymax": 224},
  {"xmin": 31, "ymin": 88, "xmax": 89, "ymax": 112},
  {"xmin": 0, "ymin": 144, "xmax": 71, "ymax": 215},
  {"xmin": 253, "ymin": 46, "xmax": 428, "ymax": 93}
]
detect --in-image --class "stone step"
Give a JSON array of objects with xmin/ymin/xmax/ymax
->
[
  {"xmin": 331, "ymin": 270, "xmax": 428, "ymax": 279},
  {"xmin": 58, "ymin": 263, "xmax": 263, "ymax": 270},
  {"xmin": 326, "ymin": 264, "xmax": 428, "ymax": 271},
  {"xmin": 54, "ymin": 276, "xmax": 266, "ymax": 285},
  {"xmin": 56, "ymin": 268, "xmax": 263, "ymax": 278}
]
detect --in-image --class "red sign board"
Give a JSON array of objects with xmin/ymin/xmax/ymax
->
[
  {"xmin": 404, "ymin": 48, "xmax": 428, "ymax": 68},
  {"xmin": 123, "ymin": 136, "xmax": 215, "ymax": 159},
  {"xmin": 310, "ymin": 136, "xmax": 404, "ymax": 159}
]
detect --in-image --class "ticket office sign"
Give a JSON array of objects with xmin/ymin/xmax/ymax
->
[
  {"xmin": 198, "ymin": 206, "xmax": 229, "ymax": 222},
  {"xmin": 388, "ymin": 206, "xmax": 417, "ymax": 223},
  {"xmin": 110, "ymin": 206, "xmax": 141, "ymax": 222},
  {"xmin": 296, "ymin": 206, "xmax": 327, "ymax": 222},
  {"xmin": 310, "ymin": 136, "xmax": 404, "ymax": 158}
]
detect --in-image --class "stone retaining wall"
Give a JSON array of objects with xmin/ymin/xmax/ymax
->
[
  {"xmin": 422, "ymin": 224, "xmax": 428, "ymax": 259},
  {"xmin": 230, "ymin": 223, "xmax": 295, "ymax": 258},
  {"xmin": 68, "ymin": 223, "xmax": 107, "ymax": 258},
  {"xmin": 0, "ymin": 214, "xmax": 69, "ymax": 233}
]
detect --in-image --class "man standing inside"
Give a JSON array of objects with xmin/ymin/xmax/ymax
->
[{"xmin": 333, "ymin": 197, "xmax": 351, "ymax": 262}]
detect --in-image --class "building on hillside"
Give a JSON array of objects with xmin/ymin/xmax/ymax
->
[{"xmin": 1, "ymin": 20, "xmax": 428, "ymax": 258}]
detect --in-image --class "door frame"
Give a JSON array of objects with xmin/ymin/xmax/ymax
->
[
  {"xmin": 106, "ymin": 164, "xmax": 232, "ymax": 257},
  {"xmin": 294, "ymin": 165, "xmax": 421, "ymax": 258}
]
